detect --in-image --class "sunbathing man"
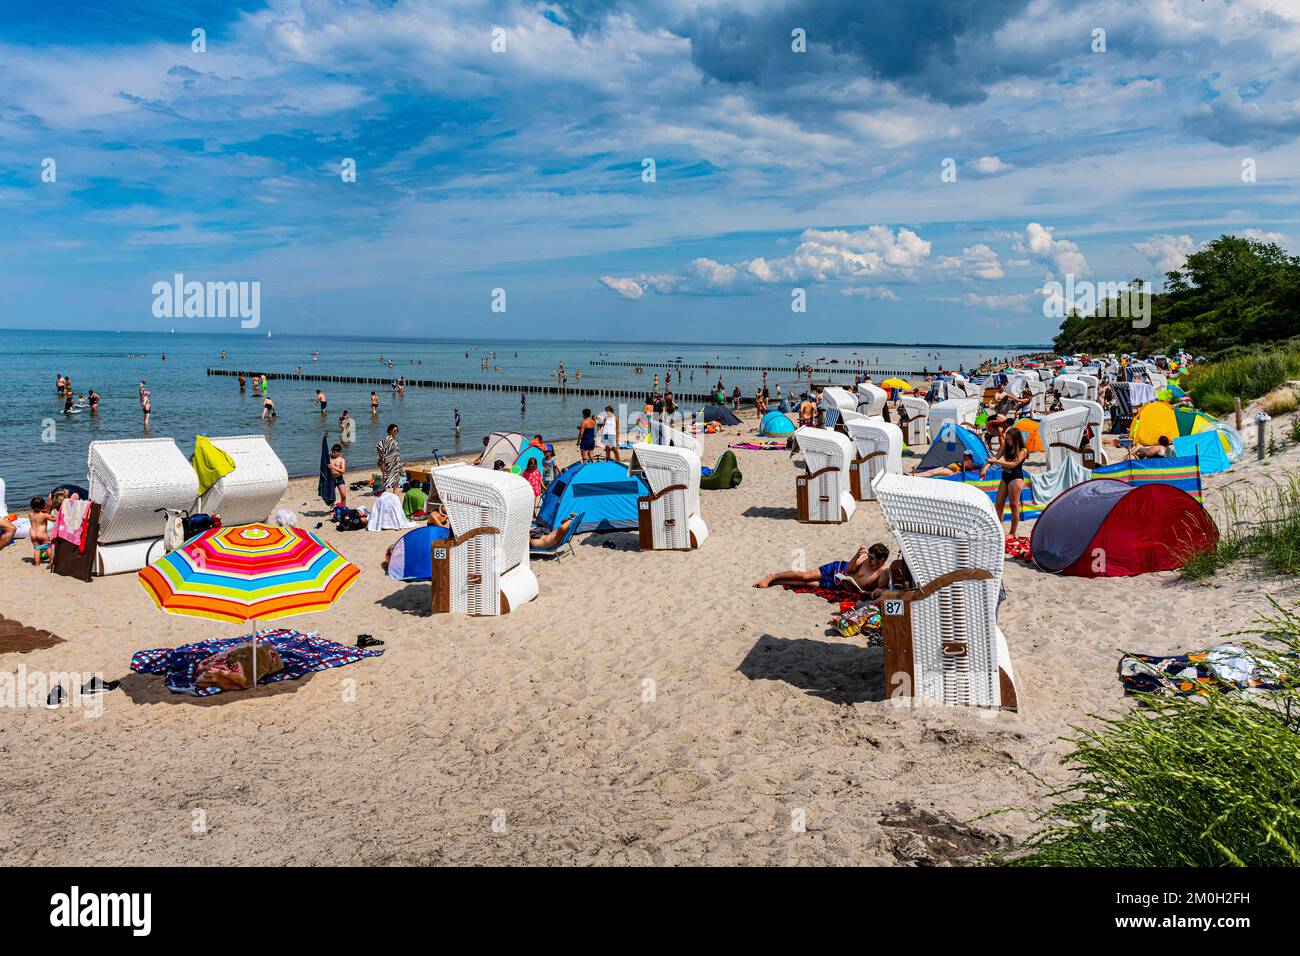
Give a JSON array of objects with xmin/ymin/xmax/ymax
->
[
  {"xmin": 753, "ymin": 542, "xmax": 891, "ymax": 595},
  {"xmin": 529, "ymin": 513, "xmax": 577, "ymax": 549},
  {"xmin": 1131, "ymin": 435, "xmax": 1173, "ymax": 459}
]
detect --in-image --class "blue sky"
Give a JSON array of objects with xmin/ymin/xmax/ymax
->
[{"xmin": 1, "ymin": 0, "xmax": 1298, "ymax": 344}]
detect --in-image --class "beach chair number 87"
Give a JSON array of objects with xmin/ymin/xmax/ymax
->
[{"xmin": 884, "ymin": 600, "xmax": 904, "ymax": 617}]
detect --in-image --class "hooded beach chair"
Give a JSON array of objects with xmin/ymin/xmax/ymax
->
[
  {"xmin": 648, "ymin": 417, "xmax": 703, "ymax": 456},
  {"xmin": 1006, "ymin": 373, "xmax": 1047, "ymax": 413},
  {"xmin": 1052, "ymin": 376, "xmax": 1087, "ymax": 400},
  {"xmin": 529, "ymin": 510, "xmax": 584, "ymax": 561},
  {"xmin": 1039, "ymin": 404, "xmax": 1093, "ymax": 470},
  {"xmin": 856, "ymin": 382, "xmax": 888, "ymax": 417},
  {"xmin": 428, "ymin": 464, "xmax": 539, "ymax": 615},
  {"xmin": 1076, "ymin": 373, "xmax": 1100, "ymax": 403},
  {"xmin": 1110, "ymin": 381, "xmax": 1135, "ymax": 434},
  {"xmin": 820, "ymin": 387, "xmax": 866, "ymax": 431},
  {"xmin": 193, "ymin": 435, "xmax": 289, "ymax": 526},
  {"xmin": 846, "ymin": 418, "xmax": 903, "ymax": 502},
  {"xmin": 1061, "ymin": 397, "xmax": 1109, "ymax": 466},
  {"xmin": 898, "ymin": 395, "xmax": 930, "ymax": 445},
  {"xmin": 87, "ymin": 438, "xmax": 200, "ymax": 575},
  {"xmin": 629, "ymin": 444, "xmax": 708, "ymax": 550},
  {"xmin": 929, "ymin": 397, "xmax": 979, "ymax": 436},
  {"xmin": 793, "ymin": 427, "xmax": 856, "ymax": 524},
  {"xmin": 873, "ymin": 473, "xmax": 1018, "ymax": 710}
]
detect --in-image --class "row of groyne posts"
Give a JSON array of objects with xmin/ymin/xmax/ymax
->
[{"xmin": 206, "ymin": 362, "xmax": 931, "ymax": 407}]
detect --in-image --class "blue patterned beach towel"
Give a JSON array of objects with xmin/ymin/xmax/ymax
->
[{"xmin": 130, "ymin": 629, "xmax": 382, "ymax": 696}]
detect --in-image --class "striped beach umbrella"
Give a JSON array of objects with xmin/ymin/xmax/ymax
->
[{"xmin": 138, "ymin": 523, "xmax": 360, "ymax": 686}]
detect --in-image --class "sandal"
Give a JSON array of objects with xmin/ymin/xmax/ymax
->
[{"xmin": 356, "ymin": 634, "xmax": 385, "ymax": 649}]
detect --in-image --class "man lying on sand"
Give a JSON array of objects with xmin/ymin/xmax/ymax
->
[{"xmin": 754, "ymin": 543, "xmax": 891, "ymax": 596}]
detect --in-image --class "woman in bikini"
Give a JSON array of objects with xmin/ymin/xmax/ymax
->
[{"xmin": 984, "ymin": 426, "xmax": 1028, "ymax": 538}]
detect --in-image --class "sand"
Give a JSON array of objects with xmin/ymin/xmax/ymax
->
[{"xmin": 1, "ymin": 398, "xmax": 1296, "ymax": 866}]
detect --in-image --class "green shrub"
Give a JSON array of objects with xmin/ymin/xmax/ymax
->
[
  {"xmin": 1182, "ymin": 472, "xmax": 1300, "ymax": 579},
  {"xmin": 999, "ymin": 601, "xmax": 1300, "ymax": 867},
  {"xmin": 1183, "ymin": 350, "xmax": 1300, "ymax": 413}
]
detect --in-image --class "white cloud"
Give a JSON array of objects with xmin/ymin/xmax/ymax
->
[
  {"xmin": 932, "ymin": 292, "xmax": 1030, "ymax": 311},
  {"xmin": 937, "ymin": 243, "xmax": 1004, "ymax": 281},
  {"xmin": 1015, "ymin": 222, "xmax": 1090, "ymax": 277},
  {"xmin": 969, "ymin": 155, "xmax": 1012, "ymax": 175},
  {"xmin": 1132, "ymin": 234, "xmax": 1198, "ymax": 273},
  {"xmin": 599, "ymin": 275, "xmax": 645, "ymax": 300},
  {"xmin": 842, "ymin": 286, "xmax": 900, "ymax": 300},
  {"xmin": 600, "ymin": 225, "xmax": 932, "ymax": 298}
]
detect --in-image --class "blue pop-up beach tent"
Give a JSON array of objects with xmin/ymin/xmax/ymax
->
[
  {"xmin": 386, "ymin": 524, "xmax": 452, "ymax": 581},
  {"xmin": 535, "ymin": 461, "xmax": 649, "ymax": 533},
  {"xmin": 916, "ymin": 422, "xmax": 989, "ymax": 472},
  {"xmin": 1172, "ymin": 431, "xmax": 1231, "ymax": 475},
  {"xmin": 758, "ymin": 410, "xmax": 795, "ymax": 436}
]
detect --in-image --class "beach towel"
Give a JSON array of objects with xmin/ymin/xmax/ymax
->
[
  {"xmin": 729, "ymin": 442, "xmax": 788, "ymax": 450},
  {"xmin": 402, "ymin": 486, "xmax": 428, "ymax": 518},
  {"xmin": 1128, "ymin": 381, "xmax": 1156, "ymax": 407},
  {"xmin": 130, "ymin": 629, "xmax": 382, "ymax": 696},
  {"xmin": 1032, "ymin": 456, "xmax": 1088, "ymax": 505},
  {"xmin": 1119, "ymin": 645, "xmax": 1291, "ymax": 697},
  {"xmin": 367, "ymin": 491, "xmax": 411, "ymax": 531},
  {"xmin": 318, "ymin": 435, "xmax": 336, "ymax": 508},
  {"xmin": 54, "ymin": 496, "xmax": 92, "ymax": 551},
  {"xmin": 191, "ymin": 435, "xmax": 237, "ymax": 497}
]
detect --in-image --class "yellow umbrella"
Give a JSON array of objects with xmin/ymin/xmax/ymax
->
[{"xmin": 880, "ymin": 377, "xmax": 913, "ymax": 390}]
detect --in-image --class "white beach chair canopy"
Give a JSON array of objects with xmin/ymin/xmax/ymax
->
[
  {"xmin": 88, "ymin": 438, "xmax": 200, "ymax": 545},
  {"xmin": 195, "ymin": 435, "xmax": 289, "ymax": 525}
]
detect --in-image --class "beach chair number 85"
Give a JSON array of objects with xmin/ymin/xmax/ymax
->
[{"xmin": 884, "ymin": 599, "xmax": 904, "ymax": 617}]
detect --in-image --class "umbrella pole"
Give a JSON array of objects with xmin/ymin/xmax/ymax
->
[{"xmin": 251, "ymin": 618, "xmax": 258, "ymax": 690}]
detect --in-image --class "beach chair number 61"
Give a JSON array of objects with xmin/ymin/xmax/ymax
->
[{"xmin": 884, "ymin": 599, "xmax": 904, "ymax": 617}]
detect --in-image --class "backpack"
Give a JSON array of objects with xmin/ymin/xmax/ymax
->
[{"xmin": 337, "ymin": 508, "xmax": 366, "ymax": 531}]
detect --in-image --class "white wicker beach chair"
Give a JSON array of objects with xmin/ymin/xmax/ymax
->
[
  {"xmin": 628, "ymin": 444, "xmax": 707, "ymax": 550},
  {"xmin": 929, "ymin": 397, "xmax": 979, "ymax": 435},
  {"xmin": 874, "ymin": 473, "xmax": 1018, "ymax": 710},
  {"xmin": 1076, "ymin": 373, "xmax": 1100, "ymax": 403},
  {"xmin": 88, "ymin": 438, "xmax": 200, "ymax": 575},
  {"xmin": 1040, "ymin": 404, "xmax": 1093, "ymax": 470},
  {"xmin": 428, "ymin": 464, "xmax": 538, "ymax": 615},
  {"xmin": 856, "ymin": 382, "xmax": 888, "ymax": 417},
  {"xmin": 898, "ymin": 395, "xmax": 930, "ymax": 445},
  {"xmin": 1052, "ymin": 376, "xmax": 1087, "ymax": 400},
  {"xmin": 820, "ymin": 387, "xmax": 868, "ymax": 430},
  {"xmin": 948, "ymin": 374, "xmax": 980, "ymax": 399},
  {"xmin": 1006, "ymin": 373, "xmax": 1047, "ymax": 412},
  {"xmin": 647, "ymin": 417, "xmax": 703, "ymax": 456},
  {"xmin": 845, "ymin": 418, "xmax": 903, "ymax": 501},
  {"xmin": 194, "ymin": 435, "xmax": 289, "ymax": 525},
  {"xmin": 793, "ymin": 427, "xmax": 856, "ymax": 524},
  {"xmin": 1060, "ymin": 397, "xmax": 1109, "ymax": 465}
]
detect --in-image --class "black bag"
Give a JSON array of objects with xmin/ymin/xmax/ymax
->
[
  {"xmin": 183, "ymin": 514, "xmax": 215, "ymax": 539},
  {"xmin": 337, "ymin": 508, "xmax": 366, "ymax": 531}
]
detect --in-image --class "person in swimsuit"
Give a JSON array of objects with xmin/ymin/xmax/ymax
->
[
  {"xmin": 984, "ymin": 427, "xmax": 1028, "ymax": 537},
  {"xmin": 577, "ymin": 409, "xmax": 597, "ymax": 463},
  {"xmin": 329, "ymin": 444, "xmax": 348, "ymax": 506},
  {"xmin": 370, "ymin": 391, "xmax": 379, "ymax": 415},
  {"xmin": 600, "ymin": 405, "xmax": 620, "ymax": 462},
  {"xmin": 753, "ymin": 543, "xmax": 891, "ymax": 594},
  {"xmin": 317, "ymin": 389, "xmax": 327, "ymax": 413},
  {"xmin": 140, "ymin": 389, "xmax": 151, "ymax": 430}
]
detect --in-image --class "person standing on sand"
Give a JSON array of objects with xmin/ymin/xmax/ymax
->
[
  {"xmin": 577, "ymin": 409, "xmax": 597, "ymax": 463},
  {"xmin": 377, "ymin": 424, "xmax": 401, "ymax": 491},
  {"xmin": 600, "ymin": 405, "xmax": 620, "ymax": 462},
  {"xmin": 329, "ymin": 444, "xmax": 348, "ymax": 507}
]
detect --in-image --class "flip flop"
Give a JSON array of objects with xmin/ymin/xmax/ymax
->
[{"xmin": 46, "ymin": 685, "xmax": 66, "ymax": 708}]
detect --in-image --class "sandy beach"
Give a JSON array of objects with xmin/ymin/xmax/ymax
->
[{"xmin": 2, "ymin": 400, "xmax": 1294, "ymax": 867}]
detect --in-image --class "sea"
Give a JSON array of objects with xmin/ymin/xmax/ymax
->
[{"xmin": 0, "ymin": 329, "xmax": 1034, "ymax": 503}]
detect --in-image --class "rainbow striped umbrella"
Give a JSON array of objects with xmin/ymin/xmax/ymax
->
[{"xmin": 138, "ymin": 523, "xmax": 360, "ymax": 686}]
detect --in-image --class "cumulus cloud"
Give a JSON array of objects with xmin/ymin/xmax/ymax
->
[
  {"xmin": 1015, "ymin": 222, "xmax": 1090, "ymax": 278},
  {"xmin": 937, "ymin": 243, "xmax": 1004, "ymax": 281},
  {"xmin": 1132, "ymin": 234, "xmax": 1198, "ymax": 273},
  {"xmin": 600, "ymin": 225, "xmax": 932, "ymax": 297},
  {"xmin": 968, "ymin": 155, "xmax": 1012, "ymax": 175}
]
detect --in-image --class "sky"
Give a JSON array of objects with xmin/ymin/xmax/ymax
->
[{"xmin": 1, "ymin": 0, "xmax": 1298, "ymax": 345}]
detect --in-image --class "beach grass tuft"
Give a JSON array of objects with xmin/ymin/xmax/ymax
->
[
  {"xmin": 1182, "ymin": 349, "xmax": 1300, "ymax": 416},
  {"xmin": 997, "ymin": 600, "xmax": 1300, "ymax": 867},
  {"xmin": 1182, "ymin": 472, "xmax": 1300, "ymax": 580}
]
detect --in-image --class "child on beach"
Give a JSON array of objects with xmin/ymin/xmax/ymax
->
[{"xmin": 28, "ymin": 497, "xmax": 55, "ymax": 566}]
